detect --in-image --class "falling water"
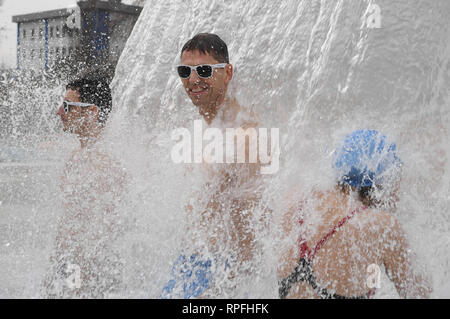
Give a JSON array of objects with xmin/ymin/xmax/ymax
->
[{"xmin": 0, "ymin": 0, "xmax": 449, "ymax": 298}]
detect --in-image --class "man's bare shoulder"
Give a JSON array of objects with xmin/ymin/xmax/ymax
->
[
  {"xmin": 67, "ymin": 147, "xmax": 81, "ymax": 161},
  {"xmin": 91, "ymin": 149, "xmax": 115, "ymax": 168}
]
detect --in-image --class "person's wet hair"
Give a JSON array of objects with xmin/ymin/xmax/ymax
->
[
  {"xmin": 339, "ymin": 183, "xmax": 384, "ymax": 208},
  {"xmin": 181, "ymin": 33, "xmax": 230, "ymax": 63},
  {"xmin": 66, "ymin": 77, "xmax": 112, "ymax": 125},
  {"xmin": 358, "ymin": 186, "xmax": 374, "ymax": 207}
]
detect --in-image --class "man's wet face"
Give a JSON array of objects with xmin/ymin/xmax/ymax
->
[
  {"xmin": 180, "ymin": 50, "xmax": 230, "ymax": 121},
  {"xmin": 57, "ymin": 89, "xmax": 85, "ymax": 134}
]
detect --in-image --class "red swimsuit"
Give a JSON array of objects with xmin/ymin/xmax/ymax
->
[{"xmin": 279, "ymin": 206, "xmax": 376, "ymax": 299}]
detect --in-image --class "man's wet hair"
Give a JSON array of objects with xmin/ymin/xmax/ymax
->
[
  {"xmin": 181, "ymin": 33, "xmax": 229, "ymax": 63},
  {"xmin": 66, "ymin": 77, "xmax": 112, "ymax": 125}
]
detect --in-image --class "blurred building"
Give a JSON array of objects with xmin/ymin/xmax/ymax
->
[{"xmin": 11, "ymin": 0, "xmax": 142, "ymax": 77}]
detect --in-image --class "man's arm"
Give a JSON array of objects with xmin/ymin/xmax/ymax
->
[{"xmin": 207, "ymin": 122, "xmax": 264, "ymax": 262}]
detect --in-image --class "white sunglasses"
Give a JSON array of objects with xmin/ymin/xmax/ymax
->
[
  {"xmin": 176, "ymin": 63, "xmax": 227, "ymax": 79},
  {"xmin": 62, "ymin": 100, "xmax": 96, "ymax": 113}
]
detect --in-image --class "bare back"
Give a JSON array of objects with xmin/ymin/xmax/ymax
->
[{"xmin": 279, "ymin": 189, "xmax": 432, "ymax": 299}]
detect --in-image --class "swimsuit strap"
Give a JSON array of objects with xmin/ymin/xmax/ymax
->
[
  {"xmin": 279, "ymin": 206, "xmax": 372, "ymax": 299},
  {"xmin": 278, "ymin": 257, "xmax": 373, "ymax": 299},
  {"xmin": 279, "ymin": 257, "xmax": 315, "ymax": 299},
  {"xmin": 309, "ymin": 206, "xmax": 367, "ymax": 260}
]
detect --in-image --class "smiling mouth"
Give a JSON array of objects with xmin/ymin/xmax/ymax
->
[{"xmin": 188, "ymin": 86, "xmax": 208, "ymax": 98}]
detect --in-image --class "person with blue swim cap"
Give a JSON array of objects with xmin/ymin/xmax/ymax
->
[
  {"xmin": 333, "ymin": 129, "xmax": 403, "ymax": 209},
  {"xmin": 278, "ymin": 130, "xmax": 432, "ymax": 299}
]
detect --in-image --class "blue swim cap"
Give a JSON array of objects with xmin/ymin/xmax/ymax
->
[{"xmin": 333, "ymin": 130, "xmax": 402, "ymax": 188}]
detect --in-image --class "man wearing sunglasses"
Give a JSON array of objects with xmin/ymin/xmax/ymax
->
[
  {"xmin": 44, "ymin": 76, "xmax": 127, "ymax": 298},
  {"xmin": 163, "ymin": 33, "xmax": 265, "ymax": 299},
  {"xmin": 57, "ymin": 78, "xmax": 112, "ymax": 147},
  {"xmin": 177, "ymin": 33, "xmax": 236, "ymax": 125}
]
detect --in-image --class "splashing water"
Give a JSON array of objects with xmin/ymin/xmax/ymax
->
[{"xmin": 0, "ymin": 0, "xmax": 449, "ymax": 298}]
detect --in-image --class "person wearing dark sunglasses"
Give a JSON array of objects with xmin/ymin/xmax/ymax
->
[
  {"xmin": 177, "ymin": 33, "xmax": 235, "ymax": 125},
  {"xmin": 162, "ymin": 33, "xmax": 268, "ymax": 299}
]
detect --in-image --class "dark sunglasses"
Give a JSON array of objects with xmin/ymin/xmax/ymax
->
[
  {"xmin": 62, "ymin": 100, "xmax": 96, "ymax": 113},
  {"xmin": 177, "ymin": 63, "xmax": 227, "ymax": 79}
]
